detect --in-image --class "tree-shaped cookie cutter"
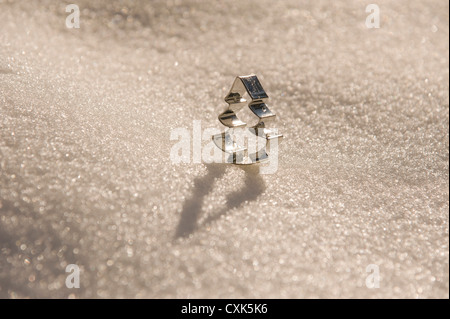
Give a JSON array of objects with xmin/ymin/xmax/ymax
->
[{"xmin": 212, "ymin": 74, "xmax": 283, "ymax": 164}]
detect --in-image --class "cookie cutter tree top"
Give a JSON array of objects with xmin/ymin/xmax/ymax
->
[{"xmin": 213, "ymin": 74, "xmax": 283, "ymax": 165}]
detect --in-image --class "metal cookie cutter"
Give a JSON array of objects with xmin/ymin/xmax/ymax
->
[{"xmin": 212, "ymin": 74, "xmax": 283, "ymax": 164}]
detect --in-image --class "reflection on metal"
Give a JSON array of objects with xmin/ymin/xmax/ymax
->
[{"xmin": 212, "ymin": 75, "xmax": 283, "ymax": 164}]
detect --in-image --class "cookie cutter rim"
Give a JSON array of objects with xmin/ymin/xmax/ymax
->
[{"xmin": 212, "ymin": 74, "xmax": 283, "ymax": 165}]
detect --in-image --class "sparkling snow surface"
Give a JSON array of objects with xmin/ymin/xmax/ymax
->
[{"xmin": 0, "ymin": 0, "xmax": 448, "ymax": 298}]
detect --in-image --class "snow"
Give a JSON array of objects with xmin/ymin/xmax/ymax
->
[{"xmin": 0, "ymin": 0, "xmax": 448, "ymax": 298}]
